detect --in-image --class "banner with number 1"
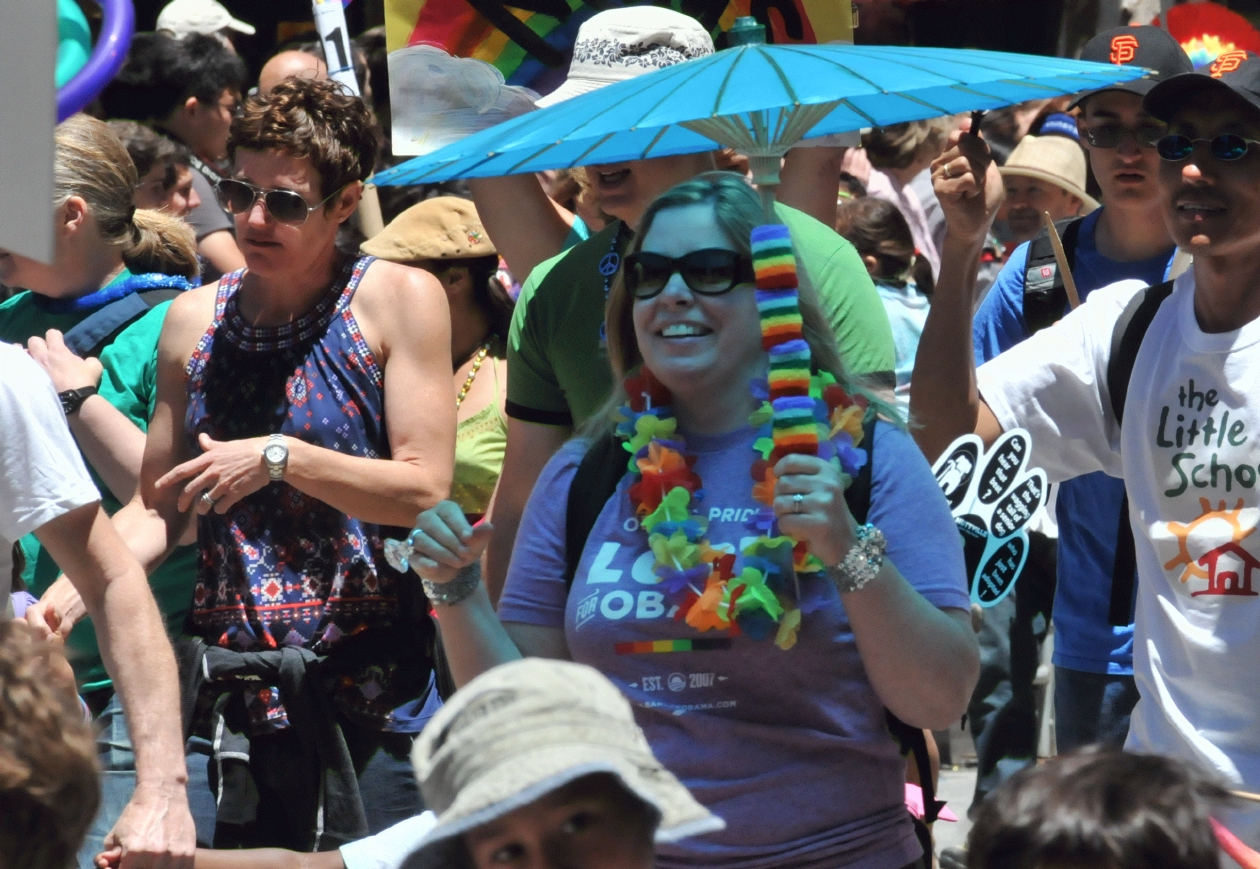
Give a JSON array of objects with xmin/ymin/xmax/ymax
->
[{"xmin": 313, "ymin": 0, "xmax": 359, "ymax": 96}]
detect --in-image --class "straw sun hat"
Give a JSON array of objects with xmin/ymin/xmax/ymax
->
[{"xmin": 999, "ymin": 135, "xmax": 1099, "ymax": 213}]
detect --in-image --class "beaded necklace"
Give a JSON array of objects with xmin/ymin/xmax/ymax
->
[
  {"xmin": 455, "ymin": 341, "xmax": 493, "ymax": 410},
  {"xmin": 616, "ymin": 224, "xmax": 869, "ymax": 650}
]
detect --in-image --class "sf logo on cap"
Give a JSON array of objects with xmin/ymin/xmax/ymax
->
[
  {"xmin": 1210, "ymin": 50, "xmax": 1248, "ymax": 78},
  {"xmin": 1110, "ymin": 34, "xmax": 1139, "ymax": 64}
]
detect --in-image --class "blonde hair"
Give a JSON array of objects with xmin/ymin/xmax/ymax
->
[
  {"xmin": 55, "ymin": 115, "xmax": 199, "ymax": 279},
  {"xmin": 586, "ymin": 171, "xmax": 897, "ymax": 436},
  {"xmin": 862, "ymin": 118, "xmax": 952, "ymax": 172}
]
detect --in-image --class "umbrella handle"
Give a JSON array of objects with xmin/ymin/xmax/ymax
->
[{"xmin": 969, "ymin": 110, "xmax": 985, "ymax": 138}]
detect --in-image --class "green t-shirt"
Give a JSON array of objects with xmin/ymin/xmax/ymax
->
[
  {"xmin": 0, "ymin": 288, "xmax": 198, "ymax": 692},
  {"xmin": 507, "ymin": 202, "xmax": 896, "ymax": 428}
]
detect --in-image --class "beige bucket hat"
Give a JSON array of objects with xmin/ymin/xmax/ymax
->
[
  {"xmin": 361, "ymin": 196, "xmax": 496, "ymax": 263},
  {"xmin": 999, "ymin": 135, "xmax": 1100, "ymax": 213},
  {"xmin": 402, "ymin": 658, "xmax": 723, "ymax": 868},
  {"xmin": 536, "ymin": 7, "xmax": 714, "ymax": 108}
]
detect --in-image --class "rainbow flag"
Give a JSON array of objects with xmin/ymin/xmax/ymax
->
[{"xmin": 385, "ymin": 0, "xmax": 852, "ymax": 91}]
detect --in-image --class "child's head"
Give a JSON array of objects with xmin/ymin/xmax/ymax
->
[
  {"xmin": 405, "ymin": 658, "xmax": 722, "ymax": 869},
  {"xmin": 0, "ymin": 620, "xmax": 99, "ymax": 869},
  {"xmin": 967, "ymin": 749, "xmax": 1229, "ymax": 869},
  {"xmin": 834, "ymin": 197, "xmax": 916, "ymax": 284}
]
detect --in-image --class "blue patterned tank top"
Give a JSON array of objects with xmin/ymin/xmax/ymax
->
[{"xmin": 184, "ymin": 256, "xmax": 430, "ymax": 732}]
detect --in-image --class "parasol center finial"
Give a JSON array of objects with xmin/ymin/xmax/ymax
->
[{"xmin": 728, "ymin": 16, "xmax": 766, "ymax": 46}]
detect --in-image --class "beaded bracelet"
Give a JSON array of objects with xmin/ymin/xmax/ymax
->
[{"xmin": 422, "ymin": 562, "xmax": 482, "ymax": 606}]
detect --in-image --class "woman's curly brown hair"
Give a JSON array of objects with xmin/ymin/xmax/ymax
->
[
  {"xmin": 228, "ymin": 78, "xmax": 378, "ymax": 205},
  {"xmin": 0, "ymin": 621, "xmax": 99, "ymax": 869}
]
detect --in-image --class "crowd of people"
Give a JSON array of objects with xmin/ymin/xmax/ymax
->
[{"xmin": 6, "ymin": 0, "xmax": 1260, "ymax": 867}]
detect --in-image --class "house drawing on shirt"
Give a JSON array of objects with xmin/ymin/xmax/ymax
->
[{"xmin": 1193, "ymin": 541, "xmax": 1260, "ymax": 597}]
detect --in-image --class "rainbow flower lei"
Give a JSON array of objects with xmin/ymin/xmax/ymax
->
[{"xmin": 616, "ymin": 225, "xmax": 869, "ymax": 651}]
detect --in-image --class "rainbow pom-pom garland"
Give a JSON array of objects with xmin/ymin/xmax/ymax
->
[{"xmin": 615, "ymin": 224, "xmax": 870, "ymax": 650}]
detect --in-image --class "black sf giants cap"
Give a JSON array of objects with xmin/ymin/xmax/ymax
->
[
  {"xmin": 1068, "ymin": 25, "xmax": 1194, "ymax": 109},
  {"xmin": 1145, "ymin": 50, "xmax": 1260, "ymax": 123}
]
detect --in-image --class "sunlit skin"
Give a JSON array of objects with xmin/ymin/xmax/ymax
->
[
  {"xmin": 998, "ymin": 176, "xmax": 1082, "ymax": 246},
  {"xmin": 134, "ymin": 162, "xmax": 201, "ymax": 217},
  {"xmin": 0, "ymin": 197, "xmax": 122, "ymax": 300},
  {"xmin": 229, "ymin": 149, "xmax": 359, "ymax": 283},
  {"xmin": 463, "ymin": 775, "xmax": 655, "ymax": 869},
  {"xmin": 1078, "ymin": 90, "xmax": 1167, "ymax": 207},
  {"xmin": 585, "ymin": 153, "xmax": 714, "ymax": 230},
  {"xmin": 631, "ymin": 202, "xmax": 763, "ymax": 435}
]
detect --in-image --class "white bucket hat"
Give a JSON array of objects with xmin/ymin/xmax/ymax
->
[
  {"xmin": 156, "ymin": 0, "xmax": 256, "ymax": 39},
  {"xmin": 999, "ymin": 134, "xmax": 1100, "ymax": 213},
  {"xmin": 536, "ymin": 7, "xmax": 714, "ymax": 108},
  {"xmin": 401, "ymin": 658, "xmax": 723, "ymax": 868}
]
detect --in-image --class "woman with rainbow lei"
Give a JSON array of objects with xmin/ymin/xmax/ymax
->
[{"xmin": 394, "ymin": 173, "xmax": 979, "ymax": 869}]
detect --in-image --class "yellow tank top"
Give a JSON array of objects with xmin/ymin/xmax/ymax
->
[{"xmin": 451, "ymin": 341, "xmax": 507, "ymax": 518}]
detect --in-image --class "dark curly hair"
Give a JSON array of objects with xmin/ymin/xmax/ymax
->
[
  {"xmin": 0, "ymin": 621, "xmax": 99, "ymax": 869},
  {"xmin": 968, "ymin": 748, "xmax": 1231, "ymax": 869},
  {"xmin": 228, "ymin": 78, "xmax": 378, "ymax": 205}
]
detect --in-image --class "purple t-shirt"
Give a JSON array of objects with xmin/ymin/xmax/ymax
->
[{"xmin": 499, "ymin": 421, "xmax": 969, "ymax": 869}]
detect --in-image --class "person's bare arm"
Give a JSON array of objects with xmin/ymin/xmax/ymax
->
[
  {"xmin": 908, "ymin": 123, "xmax": 1007, "ymax": 463},
  {"xmin": 778, "ymin": 146, "xmax": 848, "ymax": 228},
  {"xmin": 158, "ymin": 264, "xmax": 455, "ymax": 527},
  {"xmin": 198, "ymin": 230, "xmax": 246, "ymax": 274},
  {"xmin": 191, "ymin": 847, "xmax": 342, "ymax": 869},
  {"xmin": 37, "ymin": 504, "xmax": 194, "ymax": 869},
  {"xmin": 483, "ymin": 418, "xmax": 572, "ymax": 604},
  {"xmin": 468, "ymin": 176, "xmax": 573, "ymax": 282}
]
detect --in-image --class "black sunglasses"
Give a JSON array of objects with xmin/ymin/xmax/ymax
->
[
  {"xmin": 623, "ymin": 249, "xmax": 755, "ymax": 300},
  {"xmin": 1081, "ymin": 123, "xmax": 1166, "ymax": 149},
  {"xmin": 215, "ymin": 178, "xmax": 344, "ymax": 225},
  {"xmin": 1156, "ymin": 133, "xmax": 1260, "ymax": 162}
]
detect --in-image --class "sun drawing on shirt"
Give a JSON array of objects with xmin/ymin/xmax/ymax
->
[{"xmin": 1164, "ymin": 498, "xmax": 1260, "ymax": 597}]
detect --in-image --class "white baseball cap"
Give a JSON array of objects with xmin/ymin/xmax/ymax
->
[
  {"xmin": 536, "ymin": 7, "xmax": 714, "ymax": 108},
  {"xmin": 156, "ymin": 0, "xmax": 256, "ymax": 39}
]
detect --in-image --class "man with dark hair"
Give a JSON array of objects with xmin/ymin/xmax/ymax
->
[
  {"xmin": 967, "ymin": 749, "xmax": 1230, "ymax": 869},
  {"xmin": 921, "ymin": 30, "xmax": 1193, "ymax": 846},
  {"xmin": 102, "ymin": 33, "xmax": 247, "ymax": 278},
  {"xmin": 915, "ymin": 49, "xmax": 1260, "ymax": 844}
]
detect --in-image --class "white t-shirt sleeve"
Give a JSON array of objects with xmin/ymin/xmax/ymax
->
[
  {"xmin": 976, "ymin": 279, "xmax": 1149, "ymax": 484},
  {"xmin": 339, "ymin": 812, "xmax": 438, "ymax": 869},
  {"xmin": 0, "ymin": 344, "xmax": 99, "ymax": 546}
]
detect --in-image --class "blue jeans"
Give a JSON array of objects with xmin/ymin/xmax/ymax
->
[
  {"xmin": 77, "ymin": 694, "xmax": 134, "ymax": 869},
  {"xmin": 1053, "ymin": 666, "xmax": 1139, "ymax": 751}
]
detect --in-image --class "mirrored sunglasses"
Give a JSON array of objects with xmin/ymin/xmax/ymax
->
[
  {"xmin": 215, "ymin": 178, "xmax": 342, "ymax": 225},
  {"xmin": 1156, "ymin": 133, "xmax": 1260, "ymax": 162}
]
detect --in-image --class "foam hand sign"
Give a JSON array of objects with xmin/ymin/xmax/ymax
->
[{"xmin": 932, "ymin": 430, "xmax": 1049, "ymax": 608}]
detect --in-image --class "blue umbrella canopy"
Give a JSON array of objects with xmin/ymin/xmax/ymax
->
[{"xmin": 375, "ymin": 43, "xmax": 1148, "ymax": 187}]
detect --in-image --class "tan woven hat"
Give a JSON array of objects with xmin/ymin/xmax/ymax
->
[
  {"xmin": 999, "ymin": 135, "xmax": 1100, "ymax": 213},
  {"xmin": 361, "ymin": 196, "xmax": 496, "ymax": 263},
  {"xmin": 402, "ymin": 658, "xmax": 723, "ymax": 868}
]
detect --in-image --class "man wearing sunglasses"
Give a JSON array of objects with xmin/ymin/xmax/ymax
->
[
  {"xmin": 914, "ymin": 50, "xmax": 1260, "ymax": 844},
  {"xmin": 913, "ymin": 27, "xmax": 1193, "ymax": 835}
]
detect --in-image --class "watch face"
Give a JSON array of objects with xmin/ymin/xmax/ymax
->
[{"xmin": 264, "ymin": 444, "xmax": 286, "ymax": 464}]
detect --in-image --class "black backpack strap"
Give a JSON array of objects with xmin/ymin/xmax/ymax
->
[
  {"xmin": 564, "ymin": 432, "xmax": 629, "ymax": 589},
  {"xmin": 1104, "ymin": 280, "xmax": 1175, "ymax": 627},
  {"xmin": 843, "ymin": 415, "xmax": 878, "ymax": 524},
  {"xmin": 63, "ymin": 288, "xmax": 184, "ymax": 357},
  {"xmin": 1022, "ymin": 216, "xmax": 1084, "ymax": 335}
]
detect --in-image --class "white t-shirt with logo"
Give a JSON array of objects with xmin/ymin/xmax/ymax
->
[
  {"xmin": 978, "ymin": 270, "xmax": 1260, "ymax": 840},
  {"xmin": 0, "ymin": 343, "xmax": 99, "ymax": 605}
]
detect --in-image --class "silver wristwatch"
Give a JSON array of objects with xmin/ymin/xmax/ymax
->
[
  {"xmin": 262, "ymin": 434, "xmax": 289, "ymax": 482},
  {"xmin": 826, "ymin": 523, "xmax": 887, "ymax": 594}
]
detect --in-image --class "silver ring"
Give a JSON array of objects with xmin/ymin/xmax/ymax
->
[
  {"xmin": 199, "ymin": 491, "xmax": 217, "ymax": 510},
  {"xmin": 793, "ymin": 492, "xmax": 804, "ymax": 514}
]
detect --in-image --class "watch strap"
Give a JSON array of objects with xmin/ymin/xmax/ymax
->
[
  {"xmin": 59, "ymin": 386, "xmax": 98, "ymax": 416},
  {"xmin": 264, "ymin": 434, "xmax": 287, "ymax": 481}
]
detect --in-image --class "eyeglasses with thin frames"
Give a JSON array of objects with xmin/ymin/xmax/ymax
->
[{"xmin": 215, "ymin": 178, "xmax": 345, "ymax": 225}]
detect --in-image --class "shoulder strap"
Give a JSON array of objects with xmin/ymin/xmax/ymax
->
[
  {"xmin": 63, "ymin": 287, "xmax": 184, "ymax": 357},
  {"xmin": 564, "ymin": 432, "xmax": 628, "ymax": 589},
  {"xmin": 1022, "ymin": 216, "xmax": 1084, "ymax": 335},
  {"xmin": 843, "ymin": 415, "xmax": 878, "ymax": 524},
  {"xmin": 1106, "ymin": 279, "xmax": 1175, "ymax": 427},
  {"xmin": 1104, "ymin": 279, "xmax": 1175, "ymax": 627}
]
